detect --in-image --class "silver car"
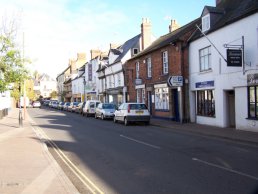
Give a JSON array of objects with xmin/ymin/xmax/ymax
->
[{"xmin": 95, "ymin": 103, "xmax": 116, "ymax": 120}]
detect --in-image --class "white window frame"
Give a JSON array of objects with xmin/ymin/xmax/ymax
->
[
  {"xmin": 136, "ymin": 62, "xmax": 140, "ymax": 79},
  {"xmin": 202, "ymin": 14, "xmax": 210, "ymax": 32},
  {"xmin": 199, "ymin": 46, "xmax": 211, "ymax": 72},
  {"xmin": 136, "ymin": 89, "xmax": 140, "ymax": 103},
  {"xmin": 147, "ymin": 57, "xmax": 152, "ymax": 78},
  {"xmin": 133, "ymin": 48, "xmax": 139, "ymax": 55},
  {"xmin": 155, "ymin": 87, "xmax": 169, "ymax": 110},
  {"xmin": 142, "ymin": 88, "xmax": 145, "ymax": 103},
  {"xmin": 117, "ymin": 73, "xmax": 121, "ymax": 86},
  {"xmin": 162, "ymin": 51, "xmax": 168, "ymax": 74}
]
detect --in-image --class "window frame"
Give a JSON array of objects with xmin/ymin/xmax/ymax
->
[
  {"xmin": 162, "ymin": 51, "xmax": 168, "ymax": 74},
  {"xmin": 136, "ymin": 61, "xmax": 140, "ymax": 79},
  {"xmin": 248, "ymin": 86, "xmax": 258, "ymax": 119},
  {"xmin": 196, "ymin": 89, "xmax": 215, "ymax": 117},
  {"xmin": 202, "ymin": 14, "xmax": 210, "ymax": 32},
  {"xmin": 147, "ymin": 57, "xmax": 152, "ymax": 78},
  {"xmin": 199, "ymin": 46, "xmax": 211, "ymax": 72}
]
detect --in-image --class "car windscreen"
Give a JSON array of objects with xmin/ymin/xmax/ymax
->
[{"xmin": 129, "ymin": 104, "xmax": 147, "ymax": 110}]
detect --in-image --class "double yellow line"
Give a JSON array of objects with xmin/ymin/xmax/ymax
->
[{"xmin": 34, "ymin": 126, "xmax": 104, "ymax": 194}]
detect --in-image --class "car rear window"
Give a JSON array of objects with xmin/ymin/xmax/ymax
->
[
  {"xmin": 103, "ymin": 104, "xmax": 115, "ymax": 109},
  {"xmin": 129, "ymin": 104, "xmax": 147, "ymax": 110}
]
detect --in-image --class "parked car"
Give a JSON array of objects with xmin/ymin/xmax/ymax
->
[
  {"xmin": 95, "ymin": 103, "xmax": 116, "ymax": 120},
  {"xmin": 82, "ymin": 100, "xmax": 101, "ymax": 117},
  {"xmin": 32, "ymin": 101, "xmax": 41, "ymax": 108},
  {"xmin": 113, "ymin": 103, "xmax": 150, "ymax": 126},
  {"xmin": 58, "ymin": 102, "xmax": 65, "ymax": 110},
  {"xmin": 71, "ymin": 102, "xmax": 79, "ymax": 112},
  {"xmin": 63, "ymin": 102, "xmax": 70, "ymax": 111},
  {"xmin": 75, "ymin": 102, "xmax": 85, "ymax": 114},
  {"xmin": 52, "ymin": 101, "xmax": 59, "ymax": 109}
]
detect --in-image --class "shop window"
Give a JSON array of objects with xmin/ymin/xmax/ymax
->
[
  {"xmin": 248, "ymin": 86, "xmax": 258, "ymax": 119},
  {"xmin": 197, "ymin": 90, "xmax": 215, "ymax": 117},
  {"xmin": 155, "ymin": 87, "xmax": 169, "ymax": 110},
  {"xmin": 142, "ymin": 89, "xmax": 145, "ymax": 103}
]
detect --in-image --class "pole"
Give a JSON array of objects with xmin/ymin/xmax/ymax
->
[
  {"xmin": 23, "ymin": 32, "xmax": 26, "ymax": 120},
  {"xmin": 19, "ymin": 83, "xmax": 23, "ymax": 127}
]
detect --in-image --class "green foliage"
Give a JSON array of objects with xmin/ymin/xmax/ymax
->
[
  {"xmin": 50, "ymin": 91, "xmax": 58, "ymax": 99},
  {"xmin": 0, "ymin": 21, "xmax": 30, "ymax": 92}
]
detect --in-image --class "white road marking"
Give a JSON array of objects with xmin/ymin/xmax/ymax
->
[
  {"xmin": 192, "ymin": 157, "xmax": 258, "ymax": 181},
  {"xmin": 120, "ymin": 134, "xmax": 161, "ymax": 149}
]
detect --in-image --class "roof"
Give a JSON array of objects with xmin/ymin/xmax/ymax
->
[
  {"xmin": 191, "ymin": 0, "xmax": 258, "ymax": 41},
  {"xmin": 128, "ymin": 18, "xmax": 201, "ymax": 60},
  {"xmin": 109, "ymin": 34, "xmax": 141, "ymax": 65},
  {"xmin": 56, "ymin": 66, "xmax": 70, "ymax": 79},
  {"xmin": 39, "ymin": 73, "xmax": 55, "ymax": 82}
]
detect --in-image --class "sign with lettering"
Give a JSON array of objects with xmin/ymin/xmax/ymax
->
[
  {"xmin": 227, "ymin": 49, "xmax": 242, "ymax": 67},
  {"xmin": 195, "ymin": 81, "xmax": 214, "ymax": 88},
  {"xmin": 167, "ymin": 76, "xmax": 183, "ymax": 87},
  {"xmin": 247, "ymin": 74, "xmax": 258, "ymax": 86}
]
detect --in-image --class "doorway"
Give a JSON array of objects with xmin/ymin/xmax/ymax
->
[{"xmin": 226, "ymin": 90, "xmax": 236, "ymax": 128}]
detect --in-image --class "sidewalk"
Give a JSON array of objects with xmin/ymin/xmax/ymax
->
[
  {"xmin": 150, "ymin": 118, "xmax": 258, "ymax": 145},
  {"xmin": 0, "ymin": 108, "xmax": 79, "ymax": 194}
]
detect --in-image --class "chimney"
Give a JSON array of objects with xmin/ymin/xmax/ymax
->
[
  {"xmin": 141, "ymin": 18, "xmax": 152, "ymax": 50},
  {"xmin": 90, "ymin": 49, "xmax": 101, "ymax": 60},
  {"xmin": 110, "ymin": 43, "xmax": 120, "ymax": 49},
  {"xmin": 77, "ymin": 53, "xmax": 86, "ymax": 61},
  {"xmin": 216, "ymin": 0, "xmax": 222, "ymax": 6},
  {"xmin": 169, "ymin": 20, "xmax": 180, "ymax": 33}
]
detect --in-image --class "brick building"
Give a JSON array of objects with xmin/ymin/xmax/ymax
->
[{"xmin": 124, "ymin": 19, "xmax": 200, "ymax": 122}]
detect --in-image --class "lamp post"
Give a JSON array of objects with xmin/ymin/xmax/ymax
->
[{"xmin": 83, "ymin": 76, "xmax": 86, "ymax": 102}]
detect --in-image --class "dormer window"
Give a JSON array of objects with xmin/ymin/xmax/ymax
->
[
  {"xmin": 202, "ymin": 14, "xmax": 210, "ymax": 32},
  {"xmin": 133, "ymin": 48, "xmax": 139, "ymax": 55}
]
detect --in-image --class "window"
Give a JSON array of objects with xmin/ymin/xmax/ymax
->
[
  {"xmin": 142, "ymin": 89, "xmax": 145, "ymax": 103},
  {"xmin": 147, "ymin": 57, "xmax": 152, "ymax": 78},
  {"xmin": 133, "ymin": 48, "xmax": 139, "ymax": 55},
  {"xmin": 136, "ymin": 62, "xmax": 140, "ymax": 79},
  {"xmin": 109, "ymin": 76, "xmax": 112, "ymax": 88},
  {"xmin": 199, "ymin": 46, "xmax": 211, "ymax": 71},
  {"xmin": 162, "ymin": 51, "xmax": 168, "ymax": 74},
  {"xmin": 155, "ymin": 87, "xmax": 169, "ymax": 110},
  {"xmin": 117, "ymin": 73, "xmax": 121, "ymax": 86},
  {"xmin": 248, "ymin": 86, "xmax": 258, "ymax": 119},
  {"xmin": 197, "ymin": 90, "xmax": 215, "ymax": 117},
  {"xmin": 202, "ymin": 14, "xmax": 210, "ymax": 32},
  {"xmin": 136, "ymin": 89, "xmax": 140, "ymax": 103}
]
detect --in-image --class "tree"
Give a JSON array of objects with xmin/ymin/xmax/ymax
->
[
  {"xmin": 0, "ymin": 17, "xmax": 29, "ymax": 92},
  {"xmin": 50, "ymin": 91, "xmax": 58, "ymax": 99}
]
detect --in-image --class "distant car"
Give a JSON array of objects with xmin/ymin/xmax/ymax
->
[
  {"xmin": 32, "ymin": 101, "xmax": 41, "ymax": 108},
  {"xmin": 113, "ymin": 103, "xmax": 150, "ymax": 126},
  {"xmin": 63, "ymin": 102, "xmax": 70, "ymax": 111},
  {"xmin": 71, "ymin": 102, "xmax": 79, "ymax": 112},
  {"xmin": 95, "ymin": 103, "xmax": 116, "ymax": 120},
  {"xmin": 57, "ymin": 102, "xmax": 64, "ymax": 110},
  {"xmin": 82, "ymin": 100, "xmax": 101, "ymax": 117},
  {"xmin": 75, "ymin": 102, "xmax": 85, "ymax": 114},
  {"xmin": 52, "ymin": 101, "xmax": 58, "ymax": 109}
]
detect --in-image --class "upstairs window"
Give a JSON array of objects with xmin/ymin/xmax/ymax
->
[
  {"xmin": 162, "ymin": 51, "xmax": 168, "ymax": 74},
  {"xmin": 133, "ymin": 48, "xmax": 139, "ymax": 55},
  {"xmin": 147, "ymin": 57, "xmax": 152, "ymax": 78},
  {"xmin": 136, "ymin": 62, "xmax": 140, "ymax": 79},
  {"xmin": 199, "ymin": 46, "xmax": 211, "ymax": 72},
  {"xmin": 202, "ymin": 14, "xmax": 210, "ymax": 32}
]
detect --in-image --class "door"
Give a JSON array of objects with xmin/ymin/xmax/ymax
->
[
  {"xmin": 227, "ymin": 90, "xmax": 236, "ymax": 128},
  {"xmin": 148, "ymin": 91, "xmax": 152, "ymax": 115},
  {"xmin": 173, "ymin": 89, "xmax": 180, "ymax": 122}
]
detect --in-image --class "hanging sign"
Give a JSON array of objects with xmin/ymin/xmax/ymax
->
[
  {"xmin": 167, "ymin": 76, "xmax": 183, "ymax": 87},
  {"xmin": 227, "ymin": 49, "xmax": 242, "ymax": 67}
]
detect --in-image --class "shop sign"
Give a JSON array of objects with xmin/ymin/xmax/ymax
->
[
  {"xmin": 227, "ymin": 49, "xmax": 242, "ymax": 67},
  {"xmin": 247, "ymin": 74, "xmax": 258, "ymax": 86},
  {"xmin": 167, "ymin": 76, "xmax": 183, "ymax": 87},
  {"xmin": 135, "ymin": 84, "xmax": 145, "ymax": 89},
  {"xmin": 196, "ymin": 81, "xmax": 214, "ymax": 88},
  {"xmin": 154, "ymin": 83, "xmax": 168, "ymax": 88}
]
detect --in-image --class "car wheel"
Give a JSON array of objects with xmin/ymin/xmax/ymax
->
[
  {"xmin": 101, "ymin": 114, "xmax": 104, "ymax": 120},
  {"xmin": 95, "ymin": 113, "xmax": 98, "ymax": 119},
  {"xmin": 145, "ymin": 121, "xmax": 150, "ymax": 125},
  {"xmin": 85, "ymin": 113, "xmax": 88, "ymax": 117},
  {"xmin": 124, "ymin": 117, "xmax": 129, "ymax": 126}
]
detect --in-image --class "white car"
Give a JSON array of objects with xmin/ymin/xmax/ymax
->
[
  {"xmin": 113, "ymin": 103, "xmax": 150, "ymax": 126},
  {"xmin": 82, "ymin": 100, "xmax": 101, "ymax": 117},
  {"xmin": 32, "ymin": 101, "xmax": 41, "ymax": 108},
  {"xmin": 95, "ymin": 103, "xmax": 116, "ymax": 120}
]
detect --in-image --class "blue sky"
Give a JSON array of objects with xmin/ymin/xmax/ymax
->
[{"xmin": 0, "ymin": 0, "xmax": 215, "ymax": 78}]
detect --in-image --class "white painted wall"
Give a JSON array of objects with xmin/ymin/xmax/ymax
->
[{"xmin": 189, "ymin": 14, "xmax": 258, "ymax": 131}]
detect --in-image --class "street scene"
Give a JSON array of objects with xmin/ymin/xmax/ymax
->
[{"xmin": 1, "ymin": 0, "xmax": 258, "ymax": 193}]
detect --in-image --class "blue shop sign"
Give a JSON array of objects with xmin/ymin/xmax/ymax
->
[{"xmin": 196, "ymin": 81, "xmax": 214, "ymax": 88}]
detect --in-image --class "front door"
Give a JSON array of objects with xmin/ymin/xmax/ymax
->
[
  {"xmin": 227, "ymin": 90, "xmax": 236, "ymax": 128},
  {"xmin": 148, "ymin": 91, "xmax": 152, "ymax": 115},
  {"xmin": 173, "ymin": 89, "xmax": 179, "ymax": 122}
]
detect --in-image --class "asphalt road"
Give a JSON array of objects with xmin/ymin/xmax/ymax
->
[{"xmin": 28, "ymin": 107, "xmax": 258, "ymax": 194}]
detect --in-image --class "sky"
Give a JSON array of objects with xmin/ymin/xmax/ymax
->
[{"xmin": 0, "ymin": 0, "xmax": 215, "ymax": 79}]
